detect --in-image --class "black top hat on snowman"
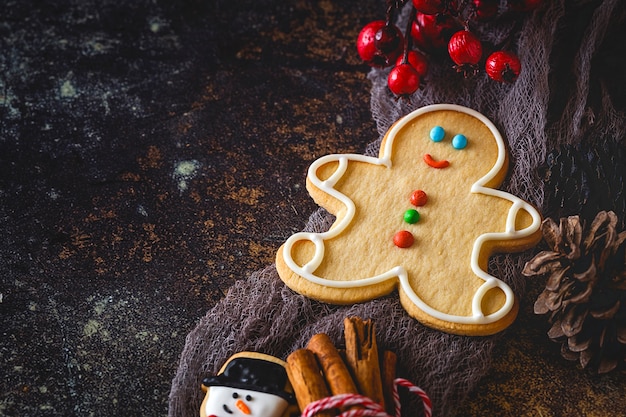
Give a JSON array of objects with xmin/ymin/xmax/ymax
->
[{"xmin": 202, "ymin": 356, "xmax": 295, "ymax": 403}]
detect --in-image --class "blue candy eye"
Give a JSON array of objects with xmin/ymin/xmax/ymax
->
[
  {"xmin": 452, "ymin": 134, "xmax": 467, "ymax": 149},
  {"xmin": 429, "ymin": 126, "xmax": 467, "ymax": 149},
  {"xmin": 429, "ymin": 126, "xmax": 445, "ymax": 142}
]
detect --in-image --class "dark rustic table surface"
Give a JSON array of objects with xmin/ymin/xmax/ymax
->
[{"xmin": 1, "ymin": 1, "xmax": 625, "ymax": 416}]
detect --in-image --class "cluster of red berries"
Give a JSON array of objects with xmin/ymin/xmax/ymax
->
[{"xmin": 357, "ymin": 0, "xmax": 542, "ymax": 98}]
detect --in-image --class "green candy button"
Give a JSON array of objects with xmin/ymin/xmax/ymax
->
[{"xmin": 403, "ymin": 209, "xmax": 420, "ymax": 224}]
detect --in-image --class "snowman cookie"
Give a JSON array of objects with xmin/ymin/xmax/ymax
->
[
  {"xmin": 200, "ymin": 352, "xmax": 296, "ymax": 417},
  {"xmin": 276, "ymin": 104, "xmax": 542, "ymax": 336}
]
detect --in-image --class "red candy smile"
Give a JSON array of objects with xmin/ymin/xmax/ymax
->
[{"xmin": 423, "ymin": 154, "xmax": 449, "ymax": 168}]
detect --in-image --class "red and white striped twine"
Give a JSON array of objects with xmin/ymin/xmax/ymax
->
[{"xmin": 301, "ymin": 378, "xmax": 432, "ymax": 417}]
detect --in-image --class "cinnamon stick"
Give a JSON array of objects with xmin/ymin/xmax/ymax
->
[
  {"xmin": 307, "ymin": 333, "xmax": 359, "ymax": 396},
  {"xmin": 381, "ymin": 350, "xmax": 397, "ymax": 416},
  {"xmin": 343, "ymin": 317, "xmax": 385, "ymax": 408},
  {"xmin": 286, "ymin": 348, "xmax": 334, "ymax": 417}
]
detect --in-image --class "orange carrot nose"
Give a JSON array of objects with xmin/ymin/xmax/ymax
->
[{"xmin": 235, "ymin": 399, "xmax": 251, "ymax": 415}]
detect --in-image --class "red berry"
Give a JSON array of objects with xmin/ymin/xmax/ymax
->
[
  {"xmin": 375, "ymin": 24, "xmax": 404, "ymax": 55},
  {"xmin": 357, "ymin": 21, "xmax": 384, "ymax": 62},
  {"xmin": 507, "ymin": 0, "xmax": 542, "ymax": 12},
  {"xmin": 412, "ymin": 0, "xmax": 446, "ymax": 15},
  {"xmin": 357, "ymin": 20, "xmax": 403, "ymax": 68},
  {"xmin": 448, "ymin": 30, "xmax": 482, "ymax": 76},
  {"xmin": 471, "ymin": 0, "xmax": 499, "ymax": 20},
  {"xmin": 448, "ymin": 30, "xmax": 482, "ymax": 65},
  {"xmin": 395, "ymin": 50, "xmax": 429, "ymax": 78},
  {"xmin": 357, "ymin": 21, "xmax": 385, "ymax": 64},
  {"xmin": 411, "ymin": 12, "xmax": 461, "ymax": 54},
  {"xmin": 388, "ymin": 63, "xmax": 421, "ymax": 96},
  {"xmin": 485, "ymin": 51, "xmax": 521, "ymax": 82},
  {"xmin": 413, "ymin": 0, "xmax": 458, "ymax": 14}
]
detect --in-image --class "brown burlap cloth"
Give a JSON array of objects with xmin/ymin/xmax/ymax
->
[{"xmin": 169, "ymin": 1, "xmax": 625, "ymax": 416}]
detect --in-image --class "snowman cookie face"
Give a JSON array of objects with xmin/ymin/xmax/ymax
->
[
  {"xmin": 276, "ymin": 104, "xmax": 542, "ymax": 336},
  {"xmin": 200, "ymin": 352, "xmax": 295, "ymax": 417},
  {"xmin": 202, "ymin": 386, "xmax": 288, "ymax": 417}
]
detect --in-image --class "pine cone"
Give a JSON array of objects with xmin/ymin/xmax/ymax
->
[{"xmin": 522, "ymin": 211, "xmax": 626, "ymax": 373}]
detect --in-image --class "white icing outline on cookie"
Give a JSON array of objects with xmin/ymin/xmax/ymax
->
[{"xmin": 282, "ymin": 104, "xmax": 541, "ymax": 325}]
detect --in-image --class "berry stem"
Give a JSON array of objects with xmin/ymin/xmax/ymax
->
[
  {"xmin": 385, "ymin": 0, "xmax": 395, "ymax": 24},
  {"xmin": 445, "ymin": 3, "xmax": 472, "ymax": 32},
  {"xmin": 400, "ymin": 7, "xmax": 418, "ymax": 65}
]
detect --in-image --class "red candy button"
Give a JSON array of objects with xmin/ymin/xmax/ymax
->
[
  {"xmin": 410, "ymin": 190, "xmax": 428, "ymax": 207},
  {"xmin": 393, "ymin": 230, "xmax": 414, "ymax": 248}
]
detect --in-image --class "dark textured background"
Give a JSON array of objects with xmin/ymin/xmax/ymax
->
[{"xmin": 1, "ymin": 1, "xmax": 624, "ymax": 416}]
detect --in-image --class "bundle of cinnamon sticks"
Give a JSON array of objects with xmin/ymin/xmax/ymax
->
[{"xmin": 286, "ymin": 317, "xmax": 397, "ymax": 416}]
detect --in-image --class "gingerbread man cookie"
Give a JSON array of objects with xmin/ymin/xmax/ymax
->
[{"xmin": 276, "ymin": 104, "xmax": 542, "ymax": 336}]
